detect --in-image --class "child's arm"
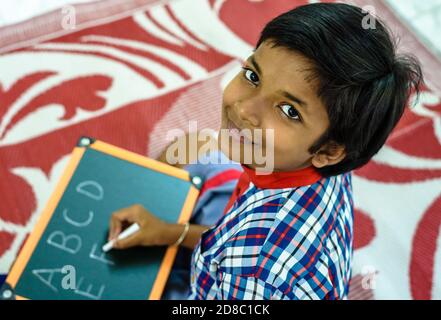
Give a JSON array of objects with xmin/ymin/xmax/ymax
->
[
  {"xmin": 108, "ymin": 204, "xmax": 209, "ymax": 250},
  {"xmin": 107, "ymin": 132, "xmax": 217, "ymax": 250},
  {"xmin": 164, "ymin": 223, "xmax": 210, "ymax": 250}
]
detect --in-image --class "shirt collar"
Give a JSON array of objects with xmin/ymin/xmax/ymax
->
[{"xmin": 240, "ymin": 164, "xmax": 322, "ymax": 189}]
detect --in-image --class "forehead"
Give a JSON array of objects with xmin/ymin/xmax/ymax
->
[{"xmin": 251, "ymin": 41, "xmax": 319, "ymax": 97}]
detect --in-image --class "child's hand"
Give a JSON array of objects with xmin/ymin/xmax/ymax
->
[{"xmin": 108, "ymin": 204, "xmax": 170, "ymax": 249}]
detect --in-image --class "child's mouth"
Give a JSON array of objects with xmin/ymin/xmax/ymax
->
[{"xmin": 226, "ymin": 120, "xmax": 256, "ymax": 145}]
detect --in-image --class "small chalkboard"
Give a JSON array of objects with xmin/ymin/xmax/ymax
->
[{"xmin": 2, "ymin": 136, "xmax": 200, "ymax": 300}]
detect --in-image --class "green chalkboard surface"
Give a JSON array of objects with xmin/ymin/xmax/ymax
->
[{"xmin": 3, "ymin": 137, "xmax": 199, "ymax": 300}]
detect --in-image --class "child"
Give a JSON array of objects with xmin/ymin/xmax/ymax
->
[{"xmin": 107, "ymin": 3, "xmax": 422, "ymax": 299}]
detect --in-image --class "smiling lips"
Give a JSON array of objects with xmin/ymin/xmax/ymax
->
[{"xmin": 226, "ymin": 119, "xmax": 256, "ymax": 145}]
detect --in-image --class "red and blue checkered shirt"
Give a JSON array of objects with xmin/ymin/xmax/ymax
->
[{"xmin": 188, "ymin": 164, "xmax": 354, "ymax": 300}]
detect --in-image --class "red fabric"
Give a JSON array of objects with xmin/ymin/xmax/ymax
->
[
  {"xmin": 199, "ymin": 169, "xmax": 242, "ymax": 197},
  {"xmin": 241, "ymin": 164, "xmax": 322, "ymax": 189},
  {"xmin": 0, "ymin": 231, "xmax": 15, "ymax": 257},
  {"xmin": 223, "ymin": 164, "xmax": 322, "ymax": 214}
]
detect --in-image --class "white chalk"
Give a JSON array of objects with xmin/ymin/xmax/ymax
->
[{"xmin": 102, "ymin": 223, "xmax": 140, "ymax": 252}]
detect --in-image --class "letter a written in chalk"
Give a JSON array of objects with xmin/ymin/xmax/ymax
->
[{"xmin": 32, "ymin": 268, "xmax": 63, "ymax": 293}]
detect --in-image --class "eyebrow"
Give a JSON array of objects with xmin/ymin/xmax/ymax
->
[
  {"xmin": 278, "ymin": 90, "xmax": 308, "ymax": 109},
  {"xmin": 249, "ymin": 55, "xmax": 262, "ymax": 76},
  {"xmin": 248, "ymin": 55, "xmax": 308, "ymax": 110}
]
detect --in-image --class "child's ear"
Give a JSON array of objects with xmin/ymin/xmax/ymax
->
[{"xmin": 311, "ymin": 141, "xmax": 346, "ymax": 169}]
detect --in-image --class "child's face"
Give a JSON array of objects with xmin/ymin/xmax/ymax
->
[{"xmin": 219, "ymin": 40, "xmax": 331, "ymax": 172}]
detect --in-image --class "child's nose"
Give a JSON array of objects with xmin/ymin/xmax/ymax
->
[{"xmin": 235, "ymin": 99, "xmax": 262, "ymax": 128}]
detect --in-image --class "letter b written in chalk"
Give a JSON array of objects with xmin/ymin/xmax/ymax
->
[{"xmin": 47, "ymin": 231, "xmax": 81, "ymax": 254}]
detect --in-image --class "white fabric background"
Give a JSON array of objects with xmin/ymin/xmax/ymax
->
[{"xmin": 0, "ymin": 0, "xmax": 95, "ymax": 27}]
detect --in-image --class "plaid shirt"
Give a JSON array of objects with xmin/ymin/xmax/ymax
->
[{"xmin": 188, "ymin": 165, "xmax": 354, "ymax": 300}]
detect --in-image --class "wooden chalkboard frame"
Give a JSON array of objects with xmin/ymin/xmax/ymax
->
[{"xmin": 3, "ymin": 136, "xmax": 200, "ymax": 300}]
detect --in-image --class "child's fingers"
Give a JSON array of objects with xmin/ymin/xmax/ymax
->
[
  {"xmin": 113, "ymin": 232, "xmax": 140, "ymax": 250},
  {"xmin": 109, "ymin": 217, "xmax": 120, "ymax": 241},
  {"xmin": 109, "ymin": 212, "xmax": 124, "ymax": 240},
  {"xmin": 109, "ymin": 205, "xmax": 140, "ymax": 240}
]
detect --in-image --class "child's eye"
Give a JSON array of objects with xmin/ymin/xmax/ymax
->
[
  {"xmin": 241, "ymin": 67, "xmax": 259, "ymax": 85},
  {"xmin": 279, "ymin": 103, "xmax": 301, "ymax": 121}
]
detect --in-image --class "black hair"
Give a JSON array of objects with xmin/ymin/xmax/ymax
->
[{"xmin": 256, "ymin": 3, "xmax": 423, "ymax": 177}]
